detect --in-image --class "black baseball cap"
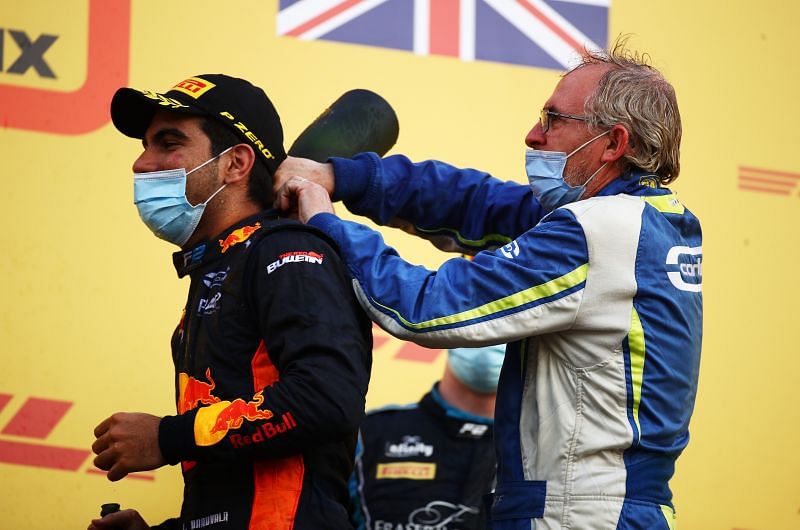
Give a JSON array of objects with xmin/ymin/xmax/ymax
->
[{"xmin": 111, "ymin": 74, "xmax": 286, "ymax": 175}]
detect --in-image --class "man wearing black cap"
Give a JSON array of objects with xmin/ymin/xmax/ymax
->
[{"xmin": 89, "ymin": 74, "xmax": 372, "ymax": 530}]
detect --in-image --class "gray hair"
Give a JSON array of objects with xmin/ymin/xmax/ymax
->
[{"xmin": 571, "ymin": 36, "xmax": 682, "ymax": 184}]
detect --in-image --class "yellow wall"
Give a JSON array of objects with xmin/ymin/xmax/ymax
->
[{"xmin": 0, "ymin": 1, "xmax": 798, "ymax": 528}]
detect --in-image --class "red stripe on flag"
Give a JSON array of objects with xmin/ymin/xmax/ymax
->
[
  {"xmin": 285, "ymin": 0, "xmax": 363, "ymax": 37},
  {"xmin": 2, "ymin": 397, "xmax": 72, "ymax": 439},
  {"xmin": 429, "ymin": 0, "xmax": 460, "ymax": 57},
  {"xmin": 516, "ymin": 0, "xmax": 584, "ymax": 53},
  {"xmin": 0, "ymin": 440, "xmax": 89, "ymax": 471},
  {"xmin": 739, "ymin": 166, "xmax": 800, "ymax": 179}
]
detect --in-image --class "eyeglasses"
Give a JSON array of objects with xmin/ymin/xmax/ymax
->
[{"xmin": 540, "ymin": 109, "xmax": 588, "ymax": 133}]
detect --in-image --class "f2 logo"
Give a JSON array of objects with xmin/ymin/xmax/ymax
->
[
  {"xmin": 0, "ymin": 0, "xmax": 130, "ymax": 135},
  {"xmin": 0, "ymin": 29, "xmax": 58, "ymax": 78}
]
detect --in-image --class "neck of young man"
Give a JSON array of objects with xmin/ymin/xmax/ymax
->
[
  {"xmin": 182, "ymin": 199, "xmax": 263, "ymax": 250},
  {"xmin": 438, "ymin": 367, "xmax": 496, "ymax": 419}
]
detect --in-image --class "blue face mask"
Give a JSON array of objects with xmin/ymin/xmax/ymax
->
[
  {"xmin": 133, "ymin": 147, "xmax": 232, "ymax": 247},
  {"xmin": 447, "ymin": 344, "xmax": 506, "ymax": 394},
  {"xmin": 525, "ymin": 130, "xmax": 610, "ymax": 212}
]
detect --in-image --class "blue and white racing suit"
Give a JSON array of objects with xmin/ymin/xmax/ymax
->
[{"xmin": 308, "ymin": 153, "xmax": 703, "ymax": 530}]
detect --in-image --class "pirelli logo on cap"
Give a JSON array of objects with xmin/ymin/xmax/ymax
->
[
  {"xmin": 172, "ymin": 77, "xmax": 216, "ymax": 99},
  {"xmin": 376, "ymin": 462, "xmax": 436, "ymax": 480}
]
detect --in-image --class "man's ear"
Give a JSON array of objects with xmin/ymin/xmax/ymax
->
[
  {"xmin": 600, "ymin": 124, "xmax": 630, "ymax": 164},
  {"xmin": 221, "ymin": 144, "xmax": 255, "ymax": 185}
]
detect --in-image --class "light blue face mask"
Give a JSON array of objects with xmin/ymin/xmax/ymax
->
[
  {"xmin": 133, "ymin": 147, "xmax": 232, "ymax": 247},
  {"xmin": 447, "ymin": 344, "xmax": 506, "ymax": 394},
  {"xmin": 525, "ymin": 130, "xmax": 610, "ymax": 212}
]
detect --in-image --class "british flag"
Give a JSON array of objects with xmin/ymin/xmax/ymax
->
[{"xmin": 277, "ymin": 0, "xmax": 609, "ymax": 70}]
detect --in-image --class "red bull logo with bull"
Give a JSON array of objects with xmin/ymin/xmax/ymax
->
[
  {"xmin": 209, "ymin": 390, "xmax": 274, "ymax": 434},
  {"xmin": 219, "ymin": 222, "xmax": 261, "ymax": 253},
  {"xmin": 177, "ymin": 368, "xmax": 292, "ymax": 448},
  {"xmin": 193, "ymin": 389, "xmax": 282, "ymax": 447},
  {"xmin": 178, "ymin": 368, "xmax": 220, "ymax": 414}
]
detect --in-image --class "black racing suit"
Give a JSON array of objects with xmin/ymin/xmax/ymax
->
[
  {"xmin": 153, "ymin": 210, "xmax": 372, "ymax": 530},
  {"xmin": 351, "ymin": 385, "xmax": 496, "ymax": 530}
]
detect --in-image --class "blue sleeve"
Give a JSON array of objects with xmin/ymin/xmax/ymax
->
[
  {"xmin": 308, "ymin": 208, "xmax": 589, "ymax": 348},
  {"xmin": 330, "ymin": 152, "xmax": 546, "ymax": 254}
]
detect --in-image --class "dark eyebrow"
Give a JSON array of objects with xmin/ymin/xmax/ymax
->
[{"xmin": 142, "ymin": 127, "xmax": 189, "ymax": 148}]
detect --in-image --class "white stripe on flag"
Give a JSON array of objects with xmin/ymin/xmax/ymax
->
[
  {"xmin": 525, "ymin": 0, "xmax": 602, "ymax": 56},
  {"xmin": 484, "ymin": 0, "xmax": 594, "ymax": 68},
  {"xmin": 414, "ymin": 0, "xmax": 430, "ymax": 55},
  {"xmin": 277, "ymin": 0, "xmax": 344, "ymax": 35},
  {"xmin": 460, "ymin": 0, "xmax": 476, "ymax": 61}
]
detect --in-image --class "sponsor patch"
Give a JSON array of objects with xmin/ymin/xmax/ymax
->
[
  {"xmin": 219, "ymin": 222, "xmax": 261, "ymax": 253},
  {"xmin": 384, "ymin": 435, "xmax": 433, "ymax": 458},
  {"xmin": 500, "ymin": 240, "xmax": 520, "ymax": 259},
  {"xmin": 202, "ymin": 267, "xmax": 229, "ymax": 288},
  {"xmin": 193, "ymin": 390, "xmax": 275, "ymax": 447},
  {"xmin": 171, "ymin": 76, "xmax": 216, "ymax": 99},
  {"xmin": 197, "ymin": 292, "xmax": 222, "ymax": 315},
  {"xmin": 376, "ymin": 462, "xmax": 436, "ymax": 480},
  {"xmin": 267, "ymin": 251, "xmax": 325, "ymax": 274},
  {"xmin": 665, "ymin": 245, "xmax": 702, "ymax": 292},
  {"xmin": 458, "ymin": 422, "xmax": 489, "ymax": 438}
]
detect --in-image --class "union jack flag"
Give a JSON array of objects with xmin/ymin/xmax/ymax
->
[{"xmin": 277, "ymin": 0, "xmax": 610, "ymax": 70}]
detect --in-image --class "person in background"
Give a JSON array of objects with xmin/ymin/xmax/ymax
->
[{"xmin": 352, "ymin": 344, "xmax": 504, "ymax": 530}]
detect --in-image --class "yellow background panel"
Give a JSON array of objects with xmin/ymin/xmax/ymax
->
[{"xmin": 0, "ymin": 1, "xmax": 798, "ymax": 529}]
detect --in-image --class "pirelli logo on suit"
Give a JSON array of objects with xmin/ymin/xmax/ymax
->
[{"xmin": 376, "ymin": 462, "xmax": 436, "ymax": 480}]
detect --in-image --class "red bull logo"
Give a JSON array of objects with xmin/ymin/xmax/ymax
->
[
  {"xmin": 210, "ymin": 390, "xmax": 274, "ymax": 434},
  {"xmin": 178, "ymin": 368, "xmax": 220, "ymax": 414},
  {"xmin": 193, "ymin": 390, "xmax": 279, "ymax": 447},
  {"xmin": 229, "ymin": 412, "xmax": 298, "ymax": 449},
  {"xmin": 219, "ymin": 222, "xmax": 261, "ymax": 253}
]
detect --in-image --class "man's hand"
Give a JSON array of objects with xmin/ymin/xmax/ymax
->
[
  {"xmin": 88, "ymin": 508, "xmax": 149, "ymax": 530},
  {"xmin": 92, "ymin": 412, "xmax": 165, "ymax": 481},
  {"xmin": 274, "ymin": 176, "xmax": 336, "ymax": 224},
  {"xmin": 273, "ymin": 156, "xmax": 335, "ymax": 197}
]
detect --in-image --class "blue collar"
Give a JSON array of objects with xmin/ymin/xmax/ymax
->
[{"xmin": 596, "ymin": 169, "xmax": 668, "ymax": 198}]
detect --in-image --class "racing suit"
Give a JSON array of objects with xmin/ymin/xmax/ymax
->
[
  {"xmin": 153, "ymin": 209, "xmax": 373, "ymax": 530},
  {"xmin": 351, "ymin": 384, "xmax": 495, "ymax": 530},
  {"xmin": 306, "ymin": 153, "xmax": 703, "ymax": 530}
]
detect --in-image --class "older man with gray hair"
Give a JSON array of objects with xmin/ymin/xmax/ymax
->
[{"xmin": 274, "ymin": 38, "xmax": 702, "ymax": 530}]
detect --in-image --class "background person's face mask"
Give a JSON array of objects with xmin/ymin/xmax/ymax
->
[
  {"xmin": 525, "ymin": 130, "xmax": 610, "ymax": 212},
  {"xmin": 447, "ymin": 344, "xmax": 507, "ymax": 394},
  {"xmin": 133, "ymin": 147, "xmax": 232, "ymax": 247}
]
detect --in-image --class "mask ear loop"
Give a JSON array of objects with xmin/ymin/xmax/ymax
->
[
  {"xmin": 187, "ymin": 145, "xmax": 235, "ymax": 176},
  {"xmin": 186, "ymin": 145, "xmax": 235, "ymax": 207},
  {"xmin": 566, "ymin": 129, "xmax": 610, "ymax": 159}
]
